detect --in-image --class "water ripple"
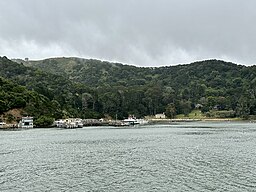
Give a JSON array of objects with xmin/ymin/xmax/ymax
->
[{"xmin": 1, "ymin": 122, "xmax": 256, "ymax": 191}]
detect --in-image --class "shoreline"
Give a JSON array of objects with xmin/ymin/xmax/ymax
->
[
  {"xmin": 0, "ymin": 118, "xmax": 253, "ymax": 130},
  {"xmin": 148, "ymin": 118, "xmax": 243, "ymax": 123}
]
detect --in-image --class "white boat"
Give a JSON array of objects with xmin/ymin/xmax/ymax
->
[
  {"xmin": 75, "ymin": 119, "xmax": 84, "ymax": 128},
  {"xmin": 0, "ymin": 122, "xmax": 6, "ymax": 128},
  {"xmin": 123, "ymin": 117, "xmax": 148, "ymax": 126},
  {"xmin": 136, "ymin": 119, "xmax": 149, "ymax": 125},
  {"xmin": 123, "ymin": 118, "xmax": 140, "ymax": 126},
  {"xmin": 54, "ymin": 118, "xmax": 83, "ymax": 128}
]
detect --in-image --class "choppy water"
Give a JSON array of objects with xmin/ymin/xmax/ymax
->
[{"xmin": 1, "ymin": 122, "xmax": 256, "ymax": 191}]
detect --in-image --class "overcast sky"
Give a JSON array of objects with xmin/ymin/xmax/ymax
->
[{"xmin": 0, "ymin": 0, "xmax": 255, "ymax": 66}]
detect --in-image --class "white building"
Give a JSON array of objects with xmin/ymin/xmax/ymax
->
[
  {"xmin": 0, "ymin": 122, "xmax": 6, "ymax": 128},
  {"xmin": 18, "ymin": 117, "xmax": 33, "ymax": 128},
  {"xmin": 155, "ymin": 113, "xmax": 166, "ymax": 119}
]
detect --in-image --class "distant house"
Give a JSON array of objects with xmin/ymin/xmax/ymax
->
[
  {"xmin": 18, "ymin": 117, "xmax": 33, "ymax": 128},
  {"xmin": 195, "ymin": 104, "xmax": 203, "ymax": 109},
  {"xmin": 155, "ymin": 113, "xmax": 166, "ymax": 119}
]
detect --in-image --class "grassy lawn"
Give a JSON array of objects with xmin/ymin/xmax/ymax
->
[
  {"xmin": 175, "ymin": 110, "xmax": 242, "ymax": 120},
  {"xmin": 175, "ymin": 110, "xmax": 206, "ymax": 119}
]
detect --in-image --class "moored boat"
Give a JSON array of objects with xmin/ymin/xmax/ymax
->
[
  {"xmin": 122, "ymin": 116, "xmax": 148, "ymax": 126},
  {"xmin": 0, "ymin": 122, "xmax": 6, "ymax": 129},
  {"xmin": 54, "ymin": 118, "xmax": 83, "ymax": 128}
]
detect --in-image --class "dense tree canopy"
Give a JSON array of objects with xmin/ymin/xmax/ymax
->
[{"xmin": 1, "ymin": 56, "xmax": 256, "ymax": 120}]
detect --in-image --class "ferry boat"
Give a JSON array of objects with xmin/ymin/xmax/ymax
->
[
  {"xmin": 123, "ymin": 117, "xmax": 140, "ymax": 126},
  {"xmin": 122, "ymin": 117, "xmax": 149, "ymax": 126}
]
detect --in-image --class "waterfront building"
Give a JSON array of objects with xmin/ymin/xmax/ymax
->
[
  {"xmin": 155, "ymin": 113, "xmax": 166, "ymax": 119},
  {"xmin": 18, "ymin": 117, "xmax": 33, "ymax": 128}
]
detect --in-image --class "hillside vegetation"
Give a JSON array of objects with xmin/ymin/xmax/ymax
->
[{"xmin": 1, "ymin": 56, "xmax": 256, "ymax": 123}]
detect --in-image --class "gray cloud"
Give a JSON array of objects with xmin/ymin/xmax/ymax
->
[{"xmin": 0, "ymin": 0, "xmax": 256, "ymax": 66}]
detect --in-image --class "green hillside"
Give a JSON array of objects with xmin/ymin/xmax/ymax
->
[
  {"xmin": 24, "ymin": 57, "xmax": 151, "ymax": 87},
  {"xmin": 1, "ymin": 56, "xmax": 256, "ymax": 121},
  {"xmin": 1, "ymin": 56, "xmax": 100, "ymax": 120},
  {"xmin": 0, "ymin": 76, "xmax": 60, "ymax": 122}
]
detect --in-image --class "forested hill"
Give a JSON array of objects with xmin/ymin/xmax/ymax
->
[
  {"xmin": 23, "ymin": 57, "xmax": 249, "ymax": 89},
  {"xmin": 0, "ymin": 56, "xmax": 96, "ymax": 120},
  {"xmin": 22, "ymin": 57, "xmax": 151, "ymax": 87},
  {"xmin": 2, "ymin": 56, "xmax": 256, "ymax": 122}
]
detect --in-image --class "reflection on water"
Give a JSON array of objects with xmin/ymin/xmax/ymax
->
[{"xmin": 1, "ymin": 122, "xmax": 256, "ymax": 191}]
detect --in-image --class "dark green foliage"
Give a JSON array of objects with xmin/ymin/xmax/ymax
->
[
  {"xmin": 0, "ymin": 56, "xmax": 100, "ymax": 119},
  {"xmin": 1, "ymin": 56, "xmax": 256, "ymax": 119},
  {"xmin": 0, "ymin": 76, "xmax": 62, "ymax": 119},
  {"xmin": 165, "ymin": 103, "xmax": 176, "ymax": 119},
  {"xmin": 178, "ymin": 100, "xmax": 192, "ymax": 116},
  {"xmin": 34, "ymin": 116, "xmax": 54, "ymax": 127}
]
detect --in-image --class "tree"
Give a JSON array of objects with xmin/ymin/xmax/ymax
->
[
  {"xmin": 236, "ymin": 96, "xmax": 250, "ymax": 119},
  {"xmin": 179, "ymin": 100, "xmax": 192, "ymax": 116},
  {"xmin": 81, "ymin": 93, "xmax": 93, "ymax": 111},
  {"xmin": 34, "ymin": 116, "xmax": 54, "ymax": 127},
  {"xmin": 162, "ymin": 86, "xmax": 175, "ymax": 104},
  {"xmin": 0, "ymin": 100, "xmax": 8, "ymax": 113},
  {"xmin": 165, "ymin": 103, "xmax": 176, "ymax": 119}
]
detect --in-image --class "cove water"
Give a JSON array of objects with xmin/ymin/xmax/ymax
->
[{"xmin": 1, "ymin": 122, "xmax": 256, "ymax": 191}]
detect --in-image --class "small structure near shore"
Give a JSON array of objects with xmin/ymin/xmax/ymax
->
[
  {"xmin": 0, "ymin": 122, "xmax": 7, "ymax": 129},
  {"xmin": 54, "ymin": 118, "xmax": 83, "ymax": 128},
  {"xmin": 155, "ymin": 113, "xmax": 166, "ymax": 119},
  {"xmin": 18, "ymin": 117, "xmax": 33, "ymax": 128}
]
